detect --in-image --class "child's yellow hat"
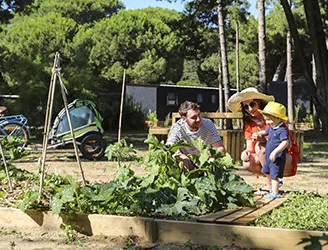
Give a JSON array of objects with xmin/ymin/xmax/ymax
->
[{"xmin": 259, "ymin": 101, "xmax": 288, "ymax": 121}]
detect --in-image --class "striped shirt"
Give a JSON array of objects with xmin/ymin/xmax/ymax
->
[{"xmin": 166, "ymin": 118, "xmax": 222, "ymax": 155}]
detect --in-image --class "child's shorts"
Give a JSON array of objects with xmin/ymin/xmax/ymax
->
[{"xmin": 262, "ymin": 157, "xmax": 285, "ymax": 179}]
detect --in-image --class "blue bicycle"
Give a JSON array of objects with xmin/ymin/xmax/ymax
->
[{"xmin": 0, "ymin": 114, "xmax": 30, "ymax": 149}]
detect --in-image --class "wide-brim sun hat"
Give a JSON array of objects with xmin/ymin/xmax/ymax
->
[
  {"xmin": 227, "ymin": 87, "xmax": 275, "ymax": 113},
  {"xmin": 258, "ymin": 101, "xmax": 288, "ymax": 121}
]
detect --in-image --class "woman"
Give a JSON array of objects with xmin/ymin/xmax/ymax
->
[{"xmin": 228, "ymin": 88, "xmax": 292, "ymax": 191}]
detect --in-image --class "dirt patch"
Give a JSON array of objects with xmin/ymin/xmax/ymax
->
[
  {"xmin": 233, "ymin": 159, "xmax": 328, "ymax": 194},
  {"xmin": 0, "ymin": 230, "xmax": 148, "ymax": 249},
  {"xmin": 13, "ymin": 149, "xmax": 328, "ymax": 194}
]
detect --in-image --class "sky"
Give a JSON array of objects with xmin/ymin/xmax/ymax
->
[{"xmin": 121, "ymin": 0, "xmax": 257, "ymax": 16}]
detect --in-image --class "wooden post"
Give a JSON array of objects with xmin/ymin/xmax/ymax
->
[{"xmin": 118, "ymin": 69, "xmax": 126, "ymax": 142}]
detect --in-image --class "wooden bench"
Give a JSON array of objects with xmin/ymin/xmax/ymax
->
[{"xmin": 171, "ymin": 112, "xmax": 243, "ymax": 124}]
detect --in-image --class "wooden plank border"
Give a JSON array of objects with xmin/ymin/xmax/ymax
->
[
  {"xmin": 0, "ymin": 207, "xmax": 326, "ymax": 249},
  {"xmin": 0, "ymin": 208, "xmax": 156, "ymax": 242},
  {"xmin": 155, "ymin": 219, "xmax": 327, "ymax": 250}
]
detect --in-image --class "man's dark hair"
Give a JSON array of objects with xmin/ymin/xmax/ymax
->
[{"xmin": 179, "ymin": 101, "xmax": 200, "ymax": 117}]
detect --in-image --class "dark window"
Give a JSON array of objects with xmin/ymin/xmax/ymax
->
[
  {"xmin": 211, "ymin": 94, "xmax": 217, "ymax": 104},
  {"xmin": 167, "ymin": 93, "xmax": 178, "ymax": 106},
  {"xmin": 197, "ymin": 94, "xmax": 203, "ymax": 103}
]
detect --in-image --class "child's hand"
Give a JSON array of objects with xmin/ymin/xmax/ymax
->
[
  {"xmin": 251, "ymin": 132, "xmax": 259, "ymax": 141},
  {"xmin": 269, "ymin": 151, "xmax": 277, "ymax": 161}
]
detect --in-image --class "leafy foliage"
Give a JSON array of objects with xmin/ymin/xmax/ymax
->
[
  {"xmin": 105, "ymin": 139, "xmax": 140, "ymax": 163},
  {"xmin": 0, "ymin": 0, "xmax": 33, "ymax": 24},
  {"xmin": 255, "ymin": 193, "xmax": 328, "ymax": 231},
  {"xmin": 87, "ymin": 8, "xmax": 183, "ymax": 85},
  {"xmin": 0, "ymin": 137, "xmax": 28, "ymax": 160},
  {"xmin": 15, "ymin": 135, "xmax": 254, "ymax": 217},
  {"xmin": 32, "ymin": 0, "xmax": 123, "ymax": 24},
  {"xmin": 141, "ymin": 135, "xmax": 255, "ymax": 215}
]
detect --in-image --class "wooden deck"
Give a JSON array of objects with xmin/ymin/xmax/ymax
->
[{"xmin": 197, "ymin": 193, "xmax": 287, "ymax": 225}]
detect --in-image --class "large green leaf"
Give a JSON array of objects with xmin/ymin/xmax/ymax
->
[{"xmin": 51, "ymin": 185, "xmax": 75, "ymax": 214}]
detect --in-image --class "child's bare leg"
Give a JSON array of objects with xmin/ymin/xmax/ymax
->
[
  {"xmin": 271, "ymin": 178, "xmax": 279, "ymax": 194},
  {"xmin": 264, "ymin": 176, "xmax": 272, "ymax": 189}
]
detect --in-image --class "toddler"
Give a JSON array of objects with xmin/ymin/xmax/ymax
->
[{"xmin": 252, "ymin": 101, "xmax": 289, "ymax": 198}]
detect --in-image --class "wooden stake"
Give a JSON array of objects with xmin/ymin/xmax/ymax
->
[
  {"xmin": 118, "ymin": 69, "xmax": 126, "ymax": 142},
  {"xmin": 39, "ymin": 53, "xmax": 58, "ymax": 201},
  {"xmin": 0, "ymin": 141, "xmax": 12, "ymax": 192},
  {"xmin": 57, "ymin": 70, "xmax": 86, "ymax": 185},
  {"xmin": 38, "ymin": 52, "xmax": 86, "ymax": 202}
]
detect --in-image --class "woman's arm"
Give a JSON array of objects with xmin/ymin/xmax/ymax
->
[{"xmin": 241, "ymin": 140, "xmax": 254, "ymax": 161}]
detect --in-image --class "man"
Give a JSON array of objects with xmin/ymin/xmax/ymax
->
[{"xmin": 167, "ymin": 101, "xmax": 225, "ymax": 170}]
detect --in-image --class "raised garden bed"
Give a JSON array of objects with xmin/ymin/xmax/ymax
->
[
  {"xmin": 1, "ymin": 132, "xmax": 327, "ymax": 249},
  {"xmin": 0, "ymin": 206, "xmax": 326, "ymax": 249}
]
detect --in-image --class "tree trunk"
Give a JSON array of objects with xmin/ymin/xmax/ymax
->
[
  {"xmin": 280, "ymin": 0, "xmax": 328, "ymax": 132},
  {"xmin": 236, "ymin": 21, "xmax": 240, "ymax": 93},
  {"xmin": 235, "ymin": 21, "xmax": 241, "ymax": 128},
  {"xmin": 303, "ymin": 0, "xmax": 328, "ymax": 132},
  {"xmin": 312, "ymin": 55, "xmax": 320, "ymax": 130},
  {"xmin": 217, "ymin": 0, "xmax": 230, "ymax": 113},
  {"xmin": 286, "ymin": 25, "xmax": 294, "ymax": 130},
  {"xmin": 217, "ymin": 0, "xmax": 232, "ymax": 129},
  {"xmin": 272, "ymin": 56, "xmax": 286, "ymax": 81},
  {"xmin": 319, "ymin": 0, "xmax": 328, "ymax": 43},
  {"xmin": 258, "ymin": 0, "xmax": 267, "ymax": 93},
  {"xmin": 218, "ymin": 62, "xmax": 223, "ymax": 129}
]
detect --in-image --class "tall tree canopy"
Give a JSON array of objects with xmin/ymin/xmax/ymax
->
[
  {"xmin": 85, "ymin": 8, "xmax": 184, "ymax": 85},
  {"xmin": 1, "ymin": 0, "xmax": 327, "ymax": 130},
  {"xmin": 31, "ymin": 0, "xmax": 123, "ymax": 24},
  {"xmin": 0, "ymin": 0, "xmax": 33, "ymax": 24}
]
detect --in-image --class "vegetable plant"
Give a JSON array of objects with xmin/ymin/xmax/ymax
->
[
  {"xmin": 11, "ymin": 135, "xmax": 255, "ymax": 218},
  {"xmin": 105, "ymin": 139, "xmax": 140, "ymax": 165}
]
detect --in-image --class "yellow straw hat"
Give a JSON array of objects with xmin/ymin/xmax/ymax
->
[
  {"xmin": 227, "ymin": 87, "xmax": 275, "ymax": 113},
  {"xmin": 258, "ymin": 101, "xmax": 288, "ymax": 121}
]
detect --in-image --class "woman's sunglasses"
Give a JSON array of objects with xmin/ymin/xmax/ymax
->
[{"xmin": 242, "ymin": 101, "xmax": 257, "ymax": 110}]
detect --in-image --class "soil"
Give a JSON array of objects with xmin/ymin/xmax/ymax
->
[{"xmin": 2, "ymin": 130, "xmax": 328, "ymax": 249}]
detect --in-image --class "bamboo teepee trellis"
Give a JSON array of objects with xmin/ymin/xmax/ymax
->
[{"xmin": 38, "ymin": 52, "xmax": 86, "ymax": 201}]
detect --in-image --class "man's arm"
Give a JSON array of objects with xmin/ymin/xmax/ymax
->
[
  {"xmin": 166, "ymin": 123, "xmax": 180, "ymax": 145},
  {"xmin": 212, "ymin": 140, "xmax": 225, "ymax": 153}
]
